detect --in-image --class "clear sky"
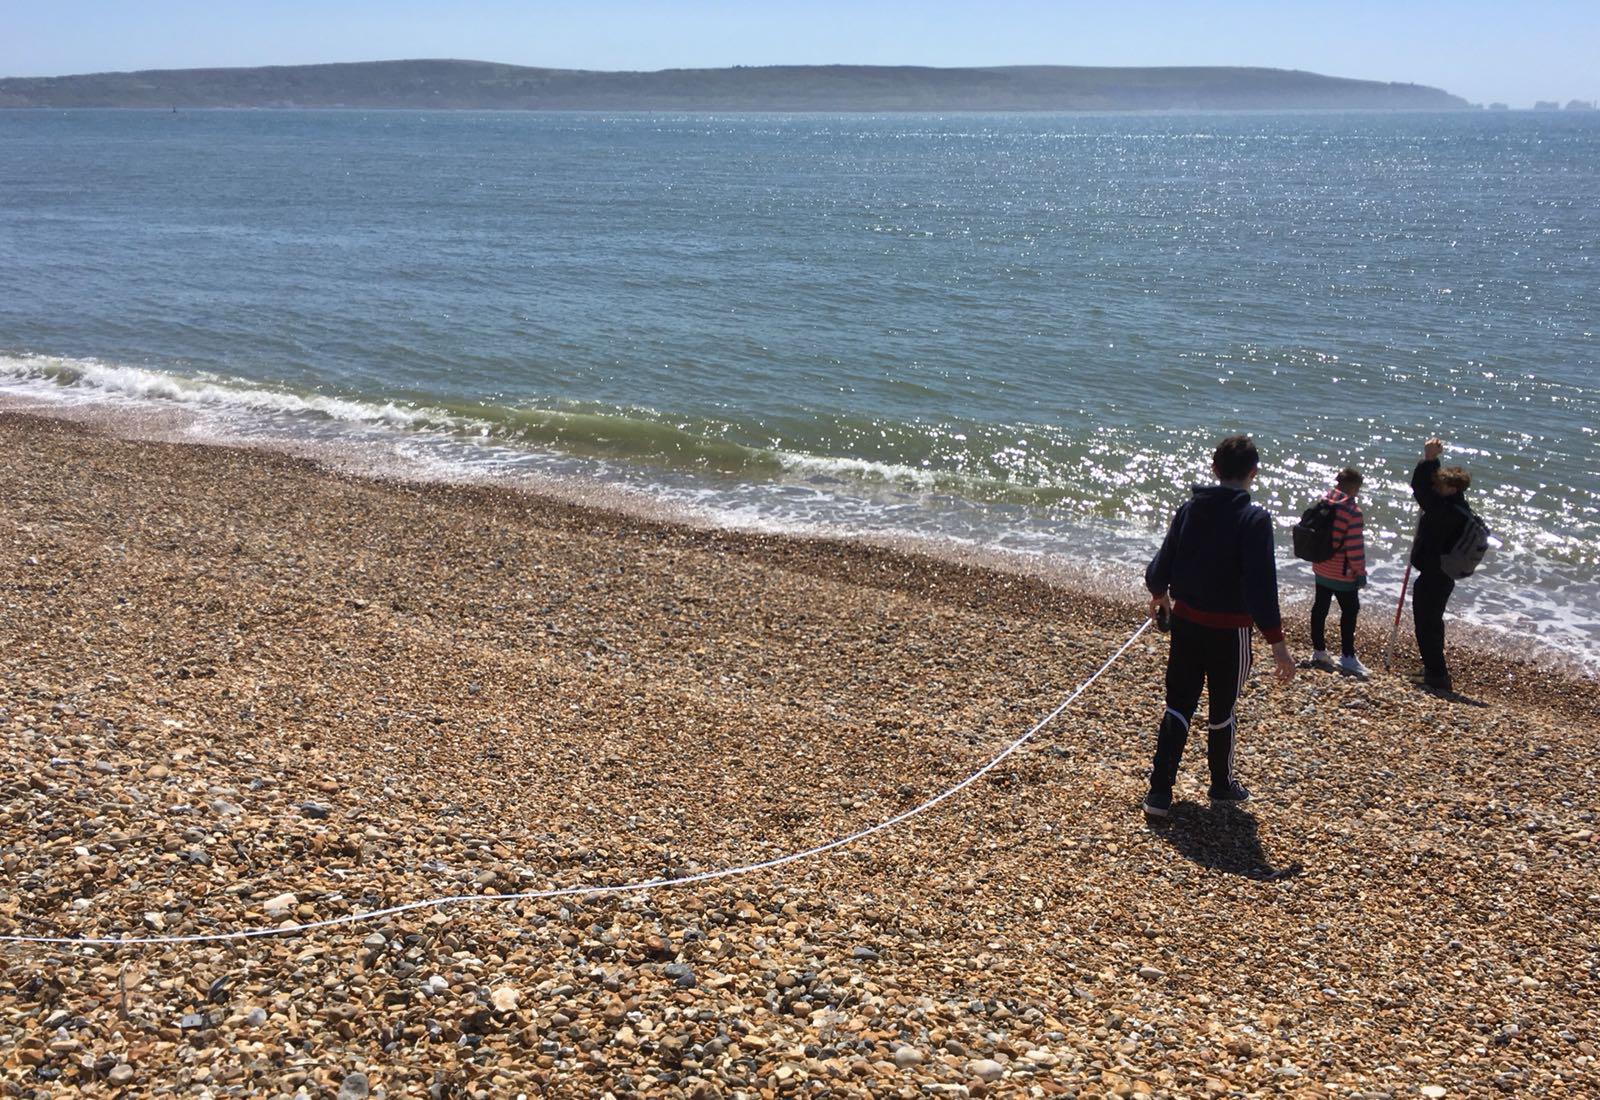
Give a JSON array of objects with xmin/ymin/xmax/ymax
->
[{"xmin": 4, "ymin": 1, "xmax": 1597, "ymax": 108}]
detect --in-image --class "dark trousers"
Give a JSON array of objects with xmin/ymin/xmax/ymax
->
[
  {"xmin": 1149, "ymin": 616, "xmax": 1252, "ymax": 791},
  {"xmin": 1412, "ymin": 569, "xmax": 1455, "ymax": 678},
  {"xmin": 1310, "ymin": 583, "xmax": 1360, "ymax": 657}
]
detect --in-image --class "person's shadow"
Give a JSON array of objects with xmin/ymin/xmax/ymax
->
[
  {"xmin": 1418, "ymin": 685, "xmax": 1489, "ymax": 709},
  {"xmin": 1146, "ymin": 803, "xmax": 1302, "ymax": 881}
]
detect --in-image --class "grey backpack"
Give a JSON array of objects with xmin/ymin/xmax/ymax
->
[{"xmin": 1440, "ymin": 504, "xmax": 1491, "ymax": 580}]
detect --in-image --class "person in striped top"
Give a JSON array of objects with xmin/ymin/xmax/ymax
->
[{"xmin": 1310, "ymin": 467, "xmax": 1369, "ymax": 677}]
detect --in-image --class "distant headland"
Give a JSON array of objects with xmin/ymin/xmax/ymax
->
[{"xmin": 0, "ymin": 59, "xmax": 1470, "ymax": 111}]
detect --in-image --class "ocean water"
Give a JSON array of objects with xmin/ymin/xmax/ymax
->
[{"xmin": 2, "ymin": 109, "xmax": 1596, "ymax": 671}]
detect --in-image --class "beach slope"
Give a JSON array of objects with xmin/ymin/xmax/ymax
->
[{"xmin": 1, "ymin": 413, "xmax": 1593, "ymax": 1096}]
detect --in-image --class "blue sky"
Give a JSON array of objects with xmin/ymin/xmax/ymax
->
[{"xmin": 4, "ymin": 1, "xmax": 1597, "ymax": 107}]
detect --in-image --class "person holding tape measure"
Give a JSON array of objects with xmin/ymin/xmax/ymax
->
[
  {"xmin": 1409, "ymin": 438, "xmax": 1490, "ymax": 694},
  {"xmin": 1141, "ymin": 434, "xmax": 1295, "ymax": 818}
]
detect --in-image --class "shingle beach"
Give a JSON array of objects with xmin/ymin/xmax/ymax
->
[{"xmin": 2, "ymin": 412, "xmax": 1595, "ymax": 1098}]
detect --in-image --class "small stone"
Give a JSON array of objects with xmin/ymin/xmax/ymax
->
[
  {"xmin": 244, "ymin": 1007, "xmax": 268, "ymax": 1026},
  {"xmin": 1137, "ymin": 965, "xmax": 1166, "ymax": 981},
  {"xmin": 300, "ymin": 802, "xmax": 331, "ymax": 820},
  {"xmin": 108, "ymin": 1064, "xmax": 135, "ymax": 1085},
  {"xmin": 969, "ymin": 1059, "xmax": 1005, "ymax": 1083},
  {"xmin": 663, "ymin": 962, "xmax": 696, "ymax": 989},
  {"xmin": 263, "ymin": 892, "xmax": 298, "ymax": 916},
  {"xmin": 893, "ymin": 1046, "xmax": 923, "ymax": 1068},
  {"xmin": 337, "ymin": 1072, "xmax": 371, "ymax": 1100},
  {"xmin": 491, "ymin": 987, "xmax": 520, "ymax": 1012},
  {"xmin": 851, "ymin": 947, "xmax": 881, "ymax": 961},
  {"xmin": 179, "ymin": 1013, "xmax": 205, "ymax": 1030},
  {"xmin": 1420, "ymin": 1088, "xmax": 1447, "ymax": 1099}
]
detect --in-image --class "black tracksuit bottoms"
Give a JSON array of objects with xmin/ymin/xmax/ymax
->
[
  {"xmin": 1412, "ymin": 569, "xmax": 1456, "ymax": 678},
  {"xmin": 1310, "ymin": 583, "xmax": 1360, "ymax": 657},
  {"xmin": 1149, "ymin": 615, "xmax": 1252, "ymax": 792}
]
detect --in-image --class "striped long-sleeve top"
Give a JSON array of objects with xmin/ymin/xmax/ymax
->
[{"xmin": 1312, "ymin": 487, "xmax": 1366, "ymax": 588}]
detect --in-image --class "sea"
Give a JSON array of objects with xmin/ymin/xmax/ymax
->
[{"xmin": 2, "ymin": 109, "xmax": 1596, "ymax": 674}]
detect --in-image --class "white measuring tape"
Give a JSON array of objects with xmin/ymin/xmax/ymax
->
[{"xmin": 1, "ymin": 618, "xmax": 1152, "ymax": 948}]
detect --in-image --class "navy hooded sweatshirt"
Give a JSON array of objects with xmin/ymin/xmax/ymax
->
[{"xmin": 1145, "ymin": 485, "xmax": 1285, "ymax": 644}]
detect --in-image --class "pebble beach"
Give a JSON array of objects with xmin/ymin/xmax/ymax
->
[{"xmin": 1, "ymin": 411, "xmax": 1596, "ymax": 1098}]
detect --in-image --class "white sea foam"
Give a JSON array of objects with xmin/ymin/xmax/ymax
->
[
  {"xmin": 0, "ymin": 353, "xmax": 443, "ymax": 429},
  {"xmin": 775, "ymin": 449, "xmax": 944, "ymax": 490}
]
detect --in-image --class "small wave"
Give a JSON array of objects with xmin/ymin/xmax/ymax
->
[
  {"xmin": 0, "ymin": 353, "xmax": 1099, "ymax": 508},
  {"xmin": 442, "ymin": 402, "xmax": 780, "ymax": 473},
  {"xmin": 775, "ymin": 450, "xmax": 942, "ymax": 489},
  {"xmin": 1, "ymin": 353, "xmax": 436, "ymax": 429},
  {"xmin": 0, "ymin": 353, "xmax": 776, "ymax": 474}
]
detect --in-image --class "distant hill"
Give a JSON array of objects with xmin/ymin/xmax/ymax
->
[{"xmin": 0, "ymin": 60, "xmax": 1470, "ymax": 112}]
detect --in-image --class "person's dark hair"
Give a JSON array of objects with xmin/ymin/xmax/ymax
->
[
  {"xmin": 1212, "ymin": 435, "xmax": 1259, "ymax": 481},
  {"xmin": 1436, "ymin": 466, "xmax": 1471, "ymax": 492},
  {"xmin": 1336, "ymin": 466, "xmax": 1363, "ymax": 490}
]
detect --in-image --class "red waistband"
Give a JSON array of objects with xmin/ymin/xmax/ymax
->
[{"xmin": 1173, "ymin": 600, "xmax": 1283, "ymax": 644}]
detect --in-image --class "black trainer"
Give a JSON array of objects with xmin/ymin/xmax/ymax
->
[
  {"xmin": 1142, "ymin": 786, "xmax": 1173, "ymax": 818},
  {"xmin": 1208, "ymin": 779, "xmax": 1251, "ymax": 805}
]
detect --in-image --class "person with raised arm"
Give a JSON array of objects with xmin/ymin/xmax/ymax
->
[
  {"xmin": 1141, "ymin": 435, "xmax": 1295, "ymax": 818},
  {"xmin": 1410, "ymin": 438, "xmax": 1472, "ymax": 693}
]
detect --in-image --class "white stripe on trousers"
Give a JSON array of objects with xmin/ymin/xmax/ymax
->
[{"xmin": 1206, "ymin": 626, "xmax": 1250, "ymax": 782}]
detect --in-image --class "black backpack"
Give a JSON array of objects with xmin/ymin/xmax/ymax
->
[
  {"xmin": 1292, "ymin": 498, "xmax": 1339, "ymax": 563},
  {"xmin": 1440, "ymin": 503, "xmax": 1491, "ymax": 579}
]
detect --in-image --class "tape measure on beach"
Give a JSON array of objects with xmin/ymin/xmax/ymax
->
[{"xmin": 0, "ymin": 618, "xmax": 1153, "ymax": 949}]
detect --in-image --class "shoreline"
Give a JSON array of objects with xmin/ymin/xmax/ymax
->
[
  {"xmin": 2, "ymin": 410, "xmax": 1595, "ymax": 1096},
  {"xmin": 5, "ymin": 394, "xmax": 1594, "ymax": 692}
]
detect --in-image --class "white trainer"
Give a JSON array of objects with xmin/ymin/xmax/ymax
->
[
  {"xmin": 1310, "ymin": 649, "xmax": 1336, "ymax": 670},
  {"xmin": 1339, "ymin": 655, "xmax": 1371, "ymax": 679}
]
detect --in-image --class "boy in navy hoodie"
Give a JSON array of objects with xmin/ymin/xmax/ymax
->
[{"xmin": 1142, "ymin": 435, "xmax": 1296, "ymax": 817}]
